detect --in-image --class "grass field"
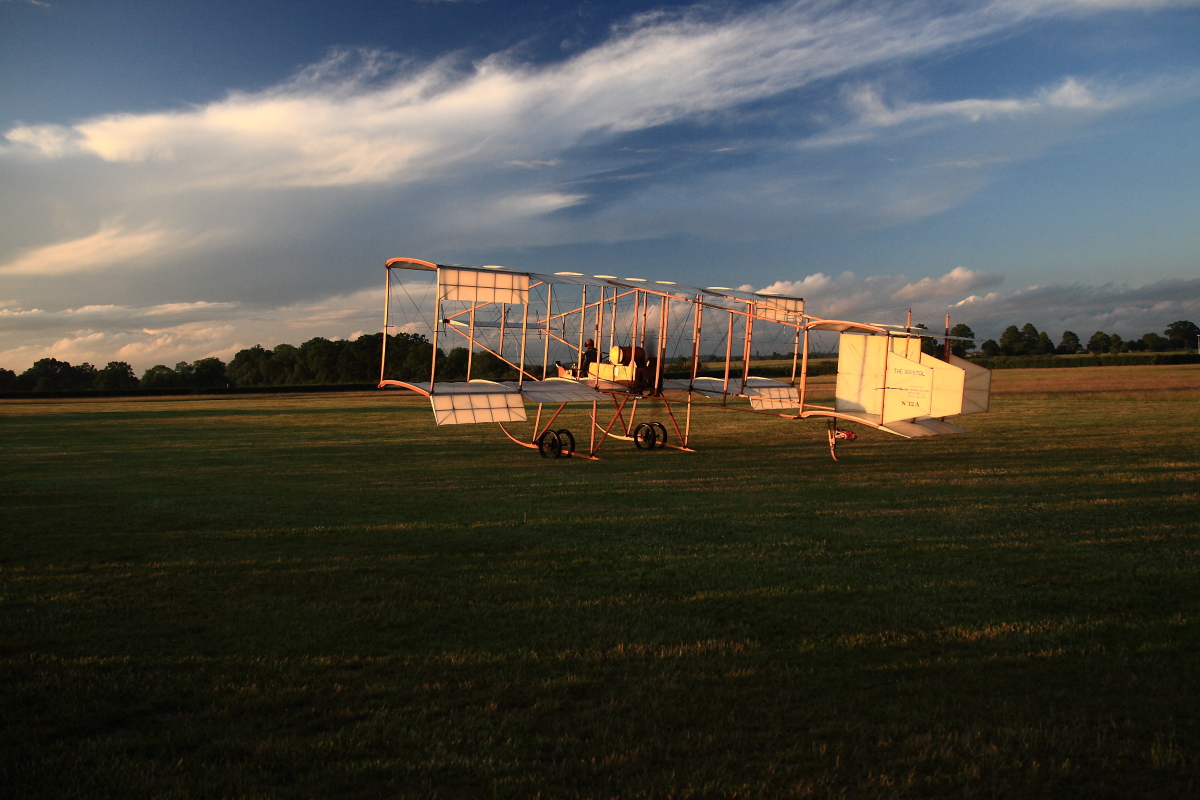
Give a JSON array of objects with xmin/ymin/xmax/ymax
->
[{"xmin": 3, "ymin": 365, "xmax": 1199, "ymax": 798}]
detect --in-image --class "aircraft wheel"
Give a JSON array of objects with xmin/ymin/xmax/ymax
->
[
  {"xmin": 651, "ymin": 421, "xmax": 668, "ymax": 448},
  {"xmin": 633, "ymin": 422, "xmax": 657, "ymax": 450},
  {"xmin": 537, "ymin": 430, "xmax": 562, "ymax": 459},
  {"xmin": 555, "ymin": 428, "xmax": 575, "ymax": 457}
]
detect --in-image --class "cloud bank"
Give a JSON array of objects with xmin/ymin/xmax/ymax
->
[
  {"xmin": 0, "ymin": 289, "xmax": 383, "ymax": 372},
  {"xmin": 4, "ymin": 270, "xmax": 1197, "ymax": 373},
  {"xmin": 752, "ymin": 268, "xmax": 1200, "ymax": 342}
]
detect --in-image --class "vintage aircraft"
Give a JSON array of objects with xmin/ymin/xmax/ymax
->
[{"xmin": 378, "ymin": 257, "xmax": 990, "ymax": 460}]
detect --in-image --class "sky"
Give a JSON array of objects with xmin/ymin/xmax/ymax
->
[{"xmin": 1, "ymin": 0, "xmax": 1198, "ymax": 372}]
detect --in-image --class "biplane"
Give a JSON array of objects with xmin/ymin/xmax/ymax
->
[{"xmin": 378, "ymin": 257, "xmax": 991, "ymax": 460}]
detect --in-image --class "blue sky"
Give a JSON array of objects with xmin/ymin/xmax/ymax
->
[{"xmin": 1, "ymin": 0, "xmax": 1198, "ymax": 370}]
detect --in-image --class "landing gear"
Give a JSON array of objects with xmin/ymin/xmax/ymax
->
[
  {"xmin": 537, "ymin": 429, "xmax": 562, "ymax": 458},
  {"xmin": 633, "ymin": 422, "xmax": 658, "ymax": 450},
  {"xmin": 537, "ymin": 428, "xmax": 576, "ymax": 458}
]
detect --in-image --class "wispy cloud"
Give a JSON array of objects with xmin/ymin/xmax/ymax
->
[
  {"xmin": 0, "ymin": 300, "xmax": 239, "ymax": 331},
  {"xmin": 796, "ymin": 74, "xmax": 1166, "ymax": 150},
  {"xmin": 0, "ymin": 221, "xmax": 221, "ymax": 275},
  {"xmin": 999, "ymin": 0, "xmax": 1200, "ymax": 12}
]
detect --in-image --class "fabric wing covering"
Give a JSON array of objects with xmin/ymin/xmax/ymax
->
[
  {"xmin": 658, "ymin": 376, "xmax": 798, "ymax": 409},
  {"xmin": 439, "ymin": 268, "xmax": 529, "ymax": 305},
  {"xmin": 428, "ymin": 378, "xmax": 604, "ymax": 426},
  {"xmin": 504, "ymin": 378, "xmax": 605, "ymax": 404},
  {"xmin": 743, "ymin": 376, "xmax": 800, "ymax": 410},
  {"xmin": 428, "ymin": 381, "xmax": 527, "ymax": 426}
]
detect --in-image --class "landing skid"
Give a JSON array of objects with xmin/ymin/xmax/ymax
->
[{"xmin": 826, "ymin": 419, "xmax": 859, "ymax": 461}]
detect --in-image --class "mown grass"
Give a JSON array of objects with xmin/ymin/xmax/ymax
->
[{"xmin": 2, "ymin": 366, "xmax": 1199, "ymax": 798}]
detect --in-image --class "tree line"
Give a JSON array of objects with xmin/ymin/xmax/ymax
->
[
  {"xmin": 0, "ymin": 332, "xmax": 521, "ymax": 393},
  {"xmin": 978, "ymin": 320, "xmax": 1199, "ymax": 357},
  {"xmin": 4, "ymin": 319, "xmax": 1197, "ymax": 393},
  {"xmin": 224, "ymin": 332, "xmax": 521, "ymax": 385}
]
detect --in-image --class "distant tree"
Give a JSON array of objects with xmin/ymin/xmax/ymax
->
[
  {"xmin": 913, "ymin": 324, "xmax": 940, "ymax": 357},
  {"xmin": 95, "ymin": 361, "xmax": 139, "ymax": 390},
  {"xmin": 1142, "ymin": 332, "xmax": 1170, "ymax": 352},
  {"xmin": 470, "ymin": 350, "xmax": 518, "ymax": 381},
  {"xmin": 981, "ymin": 339, "xmax": 1002, "ymax": 357},
  {"xmin": 1086, "ymin": 331, "xmax": 1112, "ymax": 354},
  {"xmin": 189, "ymin": 357, "xmax": 228, "ymax": 388},
  {"xmin": 380, "ymin": 332, "xmax": 434, "ymax": 383},
  {"xmin": 948, "ymin": 324, "xmax": 975, "ymax": 357},
  {"xmin": 1127, "ymin": 337, "xmax": 1148, "ymax": 352},
  {"xmin": 1033, "ymin": 331, "xmax": 1056, "ymax": 356},
  {"xmin": 262, "ymin": 344, "xmax": 298, "ymax": 384},
  {"xmin": 397, "ymin": 337, "xmax": 435, "ymax": 382},
  {"xmin": 442, "ymin": 347, "xmax": 469, "ymax": 379},
  {"xmin": 1057, "ymin": 331, "xmax": 1082, "ymax": 354},
  {"xmin": 1108, "ymin": 333, "xmax": 1126, "ymax": 354},
  {"xmin": 998, "ymin": 325, "xmax": 1024, "ymax": 356},
  {"xmin": 1165, "ymin": 320, "xmax": 1200, "ymax": 350},
  {"xmin": 337, "ymin": 334, "xmax": 382, "ymax": 383},
  {"xmin": 227, "ymin": 345, "xmax": 269, "ymax": 386},
  {"xmin": 1019, "ymin": 323, "xmax": 1042, "ymax": 355},
  {"xmin": 299, "ymin": 337, "xmax": 344, "ymax": 383},
  {"xmin": 174, "ymin": 360, "xmax": 196, "ymax": 386},
  {"xmin": 141, "ymin": 364, "xmax": 179, "ymax": 389},
  {"xmin": 0, "ymin": 368, "xmax": 17, "ymax": 392},
  {"xmin": 75, "ymin": 362, "xmax": 98, "ymax": 389}
]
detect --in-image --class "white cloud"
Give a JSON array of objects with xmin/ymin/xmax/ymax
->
[
  {"xmin": 758, "ymin": 271, "xmax": 915, "ymax": 321},
  {"xmin": 891, "ymin": 266, "xmax": 1002, "ymax": 302},
  {"xmin": 507, "ymin": 159, "xmax": 562, "ymax": 168},
  {"xmin": 4, "ymin": 124, "xmax": 80, "ymax": 156},
  {"xmin": 497, "ymin": 192, "xmax": 588, "ymax": 215}
]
